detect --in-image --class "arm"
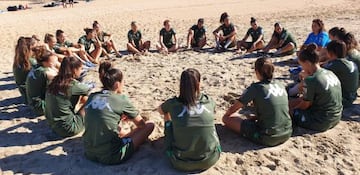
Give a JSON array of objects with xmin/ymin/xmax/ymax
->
[
  {"xmin": 294, "ymin": 99, "xmax": 312, "ymax": 110},
  {"xmin": 157, "ymin": 106, "xmax": 171, "ymax": 121},
  {"xmin": 223, "ymin": 100, "xmax": 244, "ymax": 118},
  {"xmin": 241, "ymin": 33, "xmax": 249, "ymax": 42},
  {"xmin": 159, "ymin": 35, "xmax": 165, "ymax": 48},
  {"xmin": 213, "ymin": 26, "xmax": 222, "ymax": 36},
  {"xmin": 173, "ymin": 34, "xmax": 177, "ymax": 45}
]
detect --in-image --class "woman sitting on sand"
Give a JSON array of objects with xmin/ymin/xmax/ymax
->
[
  {"xmin": 236, "ymin": 17, "xmax": 265, "ymax": 53},
  {"xmin": 300, "ymin": 19, "xmax": 330, "ymax": 51},
  {"xmin": 322, "ymin": 40, "xmax": 358, "ymax": 108},
  {"xmin": 289, "ymin": 44, "xmax": 342, "ymax": 132},
  {"xmin": 127, "ymin": 21, "xmax": 151, "ymax": 55},
  {"xmin": 45, "ymin": 57, "xmax": 91, "ymax": 137},
  {"xmin": 156, "ymin": 20, "xmax": 179, "ymax": 54},
  {"xmin": 13, "ymin": 36, "xmax": 39, "ymax": 103},
  {"xmin": 83, "ymin": 61, "xmax": 154, "ymax": 165},
  {"xmin": 54, "ymin": 30, "xmax": 95, "ymax": 67},
  {"xmin": 26, "ymin": 47, "xmax": 58, "ymax": 115},
  {"xmin": 186, "ymin": 18, "xmax": 207, "ymax": 49},
  {"xmin": 263, "ymin": 22, "xmax": 297, "ymax": 56},
  {"xmin": 213, "ymin": 12, "xmax": 237, "ymax": 50},
  {"xmin": 222, "ymin": 57, "xmax": 292, "ymax": 146},
  {"xmin": 343, "ymin": 32, "xmax": 360, "ymax": 78},
  {"xmin": 93, "ymin": 21, "xmax": 122, "ymax": 58},
  {"xmin": 158, "ymin": 68, "xmax": 221, "ymax": 172},
  {"xmin": 78, "ymin": 28, "xmax": 108, "ymax": 64}
]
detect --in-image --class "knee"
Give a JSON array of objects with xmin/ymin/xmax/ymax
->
[
  {"xmin": 222, "ymin": 115, "xmax": 230, "ymax": 125},
  {"xmin": 145, "ymin": 121, "xmax": 155, "ymax": 131}
]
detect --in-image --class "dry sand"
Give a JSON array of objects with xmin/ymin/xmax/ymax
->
[{"xmin": 0, "ymin": 0, "xmax": 360, "ymax": 174}]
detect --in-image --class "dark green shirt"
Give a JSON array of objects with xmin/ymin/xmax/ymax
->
[
  {"xmin": 26, "ymin": 66, "xmax": 49, "ymax": 113},
  {"xmin": 83, "ymin": 90, "xmax": 139, "ymax": 162},
  {"xmin": 97, "ymin": 31, "xmax": 109, "ymax": 42},
  {"xmin": 239, "ymin": 81, "xmax": 292, "ymax": 136},
  {"xmin": 160, "ymin": 28, "xmax": 176, "ymax": 47},
  {"xmin": 78, "ymin": 35, "xmax": 95, "ymax": 53},
  {"xmin": 45, "ymin": 79, "xmax": 90, "ymax": 135},
  {"xmin": 272, "ymin": 29, "xmax": 297, "ymax": 48},
  {"xmin": 127, "ymin": 30, "xmax": 142, "ymax": 48},
  {"xmin": 347, "ymin": 49, "xmax": 360, "ymax": 79},
  {"xmin": 161, "ymin": 93, "xmax": 221, "ymax": 161},
  {"xmin": 303, "ymin": 68, "xmax": 343, "ymax": 122},
  {"xmin": 13, "ymin": 57, "xmax": 38, "ymax": 103},
  {"xmin": 53, "ymin": 41, "xmax": 73, "ymax": 54},
  {"xmin": 190, "ymin": 25, "xmax": 206, "ymax": 42},
  {"xmin": 246, "ymin": 27, "xmax": 264, "ymax": 42},
  {"xmin": 323, "ymin": 58, "xmax": 358, "ymax": 107},
  {"xmin": 219, "ymin": 23, "xmax": 235, "ymax": 36}
]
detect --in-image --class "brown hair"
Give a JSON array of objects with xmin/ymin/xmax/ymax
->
[
  {"xmin": 13, "ymin": 36, "xmax": 32, "ymax": 71},
  {"xmin": 179, "ymin": 68, "xmax": 201, "ymax": 108},
  {"xmin": 312, "ymin": 19, "xmax": 325, "ymax": 33},
  {"xmin": 98, "ymin": 61, "xmax": 123, "ymax": 90},
  {"xmin": 32, "ymin": 46, "xmax": 54, "ymax": 65},
  {"xmin": 326, "ymin": 40, "xmax": 347, "ymax": 58},
  {"xmin": 342, "ymin": 32, "xmax": 359, "ymax": 52},
  {"xmin": 44, "ymin": 33, "xmax": 55, "ymax": 44},
  {"xmin": 255, "ymin": 57, "xmax": 274, "ymax": 81},
  {"xmin": 220, "ymin": 12, "xmax": 229, "ymax": 23},
  {"xmin": 56, "ymin": 29, "xmax": 64, "ymax": 38},
  {"xmin": 84, "ymin": 28, "xmax": 94, "ymax": 35},
  {"xmin": 92, "ymin": 20, "xmax": 99, "ymax": 28},
  {"xmin": 298, "ymin": 43, "xmax": 319, "ymax": 64},
  {"xmin": 163, "ymin": 20, "xmax": 170, "ymax": 26},
  {"xmin": 48, "ymin": 57, "xmax": 82, "ymax": 96}
]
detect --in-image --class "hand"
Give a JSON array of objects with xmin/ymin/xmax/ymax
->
[{"xmin": 299, "ymin": 71, "xmax": 309, "ymax": 80}]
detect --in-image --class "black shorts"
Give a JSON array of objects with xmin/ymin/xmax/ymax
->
[
  {"xmin": 293, "ymin": 109, "xmax": 340, "ymax": 132},
  {"xmin": 165, "ymin": 43, "xmax": 174, "ymax": 49},
  {"xmin": 240, "ymin": 119, "xmax": 291, "ymax": 146}
]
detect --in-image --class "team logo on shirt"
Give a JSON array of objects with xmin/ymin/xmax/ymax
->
[
  {"xmin": 85, "ymin": 96, "xmax": 113, "ymax": 112},
  {"xmin": 350, "ymin": 61, "xmax": 356, "ymax": 73},
  {"xmin": 177, "ymin": 104, "xmax": 210, "ymax": 117},
  {"xmin": 324, "ymin": 73, "xmax": 340, "ymax": 90},
  {"xmin": 264, "ymin": 84, "xmax": 286, "ymax": 99}
]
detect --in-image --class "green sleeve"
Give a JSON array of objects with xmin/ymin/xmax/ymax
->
[
  {"xmin": 119, "ymin": 95, "xmax": 139, "ymax": 119},
  {"xmin": 127, "ymin": 31, "xmax": 132, "ymax": 43},
  {"xmin": 70, "ymin": 81, "xmax": 91, "ymax": 96},
  {"xmin": 139, "ymin": 31, "xmax": 142, "ymax": 40},
  {"xmin": 246, "ymin": 28, "xmax": 252, "ymax": 35},
  {"xmin": 280, "ymin": 31, "xmax": 289, "ymax": 41},
  {"xmin": 171, "ymin": 29, "xmax": 176, "ymax": 35},
  {"xmin": 161, "ymin": 98, "xmax": 173, "ymax": 114},
  {"xmin": 303, "ymin": 78, "xmax": 315, "ymax": 102},
  {"xmin": 65, "ymin": 41, "xmax": 73, "ymax": 47},
  {"xmin": 78, "ymin": 37, "xmax": 84, "ymax": 44},
  {"xmin": 53, "ymin": 43, "xmax": 61, "ymax": 53},
  {"xmin": 239, "ymin": 84, "xmax": 256, "ymax": 105},
  {"xmin": 159, "ymin": 29, "xmax": 164, "ymax": 36}
]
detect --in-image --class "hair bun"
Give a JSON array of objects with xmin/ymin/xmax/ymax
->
[{"xmin": 306, "ymin": 43, "xmax": 317, "ymax": 52}]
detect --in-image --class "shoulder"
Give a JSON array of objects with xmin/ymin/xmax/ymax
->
[
  {"xmin": 191, "ymin": 25, "xmax": 197, "ymax": 30},
  {"xmin": 127, "ymin": 30, "xmax": 133, "ymax": 34}
]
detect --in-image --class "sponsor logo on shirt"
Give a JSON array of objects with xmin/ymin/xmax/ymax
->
[
  {"xmin": 264, "ymin": 84, "xmax": 287, "ymax": 99},
  {"xmin": 85, "ymin": 96, "xmax": 113, "ymax": 112},
  {"xmin": 177, "ymin": 104, "xmax": 210, "ymax": 117},
  {"xmin": 350, "ymin": 61, "xmax": 356, "ymax": 73},
  {"xmin": 324, "ymin": 73, "xmax": 340, "ymax": 90}
]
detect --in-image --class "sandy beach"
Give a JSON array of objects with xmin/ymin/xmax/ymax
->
[{"xmin": 0, "ymin": 0, "xmax": 360, "ymax": 174}]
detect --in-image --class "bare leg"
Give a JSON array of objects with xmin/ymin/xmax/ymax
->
[
  {"xmin": 127, "ymin": 43, "xmax": 141, "ymax": 54},
  {"xmin": 108, "ymin": 40, "xmax": 122, "ymax": 57},
  {"xmin": 186, "ymin": 31, "xmax": 194, "ymax": 49},
  {"xmin": 141, "ymin": 41, "xmax": 151, "ymax": 51},
  {"xmin": 125, "ymin": 121, "xmax": 155, "ymax": 150},
  {"xmin": 90, "ymin": 47, "xmax": 102, "ymax": 64},
  {"xmin": 247, "ymin": 40, "xmax": 265, "ymax": 53},
  {"xmin": 278, "ymin": 42, "xmax": 295, "ymax": 55},
  {"xmin": 263, "ymin": 37, "xmax": 279, "ymax": 53},
  {"xmin": 168, "ymin": 43, "xmax": 179, "ymax": 52},
  {"xmin": 222, "ymin": 114, "xmax": 243, "ymax": 134},
  {"xmin": 197, "ymin": 37, "xmax": 207, "ymax": 49}
]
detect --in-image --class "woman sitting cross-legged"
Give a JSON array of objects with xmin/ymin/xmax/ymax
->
[
  {"xmin": 222, "ymin": 57, "xmax": 292, "ymax": 146},
  {"xmin": 158, "ymin": 68, "xmax": 221, "ymax": 172},
  {"xmin": 83, "ymin": 61, "xmax": 154, "ymax": 165}
]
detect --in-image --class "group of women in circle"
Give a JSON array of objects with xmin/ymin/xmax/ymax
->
[{"xmin": 11, "ymin": 12, "xmax": 360, "ymax": 172}]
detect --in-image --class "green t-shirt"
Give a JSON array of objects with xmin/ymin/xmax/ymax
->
[
  {"xmin": 97, "ymin": 31, "xmax": 109, "ymax": 43},
  {"xmin": 127, "ymin": 30, "xmax": 142, "ymax": 48},
  {"xmin": 347, "ymin": 49, "xmax": 360, "ymax": 78},
  {"xmin": 219, "ymin": 23, "xmax": 235, "ymax": 36},
  {"xmin": 190, "ymin": 25, "xmax": 206, "ymax": 42},
  {"xmin": 26, "ymin": 66, "xmax": 49, "ymax": 113},
  {"xmin": 160, "ymin": 28, "xmax": 176, "ymax": 47},
  {"xmin": 83, "ymin": 90, "xmax": 139, "ymax": 162},
  {"xmin": 161, "ymin": 93, "xmax": 221, "ymax": 161},
  {"xmin": 13, "ymin": 57, "xmax": 38, "ymax": 103},
  {"xmin": 53, "ymin": 41, "xmax": 73, "ymax": 54},
  {"xmin": 246, "ymin": 27, "xmax": 264, "ymax": 42},
  {"xmin": 239, "ymin": 81, "xmax": 292, "ymax": 136},
  {"xmin": 323, "ymin": 58, "xmax": 359, "ymax": 107},
  {"xmin": 272, "ymin": 29, "xmax": 297, "ymax": 48},
  {"xmin": 78, "ymin": 35, "xmax": 95, "ymax": 53},
  {"xmin": 45, "ymin": 79, "xmax": 90, "ymax": 135},
  {"xmin": 303, "ymin": 68, "xmax": 343, "ymax": 122}
]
